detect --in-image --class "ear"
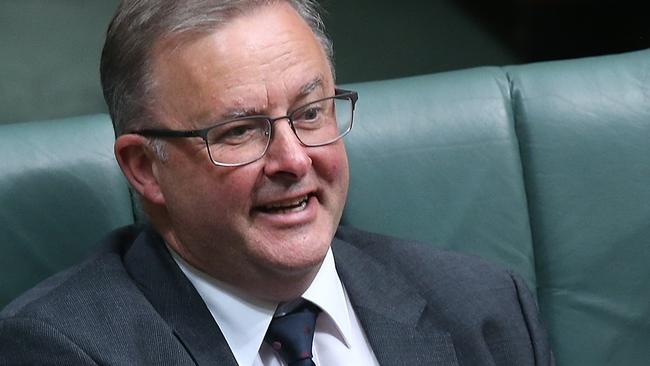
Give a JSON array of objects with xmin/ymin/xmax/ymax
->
[{"xmin": 114, "ymin": 134, "xmax": 166, "ymax": 205}]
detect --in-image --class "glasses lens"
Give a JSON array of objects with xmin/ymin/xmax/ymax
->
[
  {"xmin": 206, "ymin": 117, "xmax": 271, "ymax": 165},
  {"xmin": 291, "ymin": 96, "xmax": 353, "ymax": 146}
]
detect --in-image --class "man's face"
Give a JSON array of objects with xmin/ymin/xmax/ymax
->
[{"xmin": 147, "ymin": 3, "xmax": 349, "ymax": 299}]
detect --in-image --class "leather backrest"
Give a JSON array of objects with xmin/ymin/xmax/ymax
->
[
  {"xmin": 343, "ymin": 49, "xmax": 650, "ymax": 365},
  {"xmin": 0, "ymin": 115, "xmax": 134, "ymax": 306},
  {"xmin": 506, "ymin": 49, "xmax": 650, "ymax": 365},
  {"xmin": 342, "ymin": 67, "xmax": 537, "ymax": 289}
]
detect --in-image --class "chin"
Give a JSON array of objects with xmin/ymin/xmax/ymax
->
[{"xmin": 262, "ymin": 236, "xmax": 330, "ymax": 273}]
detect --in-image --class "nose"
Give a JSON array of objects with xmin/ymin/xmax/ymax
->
[{"xmin": 263, "ymin": 119, "xmax": 311, "ymax": 179}]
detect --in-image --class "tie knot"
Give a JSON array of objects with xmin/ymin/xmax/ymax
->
[{"xmin": 264, "ymin": 301, "xmax": 321, "ymax": 366}]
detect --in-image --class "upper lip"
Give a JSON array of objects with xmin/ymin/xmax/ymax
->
[{"xmin": 255, "ymin": 191, "xmax": 316, "ymax": 209}]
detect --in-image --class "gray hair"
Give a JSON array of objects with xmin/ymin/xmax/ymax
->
[{"xmin": 100, "ymin": 0, "xmax": 334, "ymax": 136}]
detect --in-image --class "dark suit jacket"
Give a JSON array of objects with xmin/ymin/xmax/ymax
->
[{"xmin": 0, "ymin": 225, "xmax": 553, "ymax": 365}]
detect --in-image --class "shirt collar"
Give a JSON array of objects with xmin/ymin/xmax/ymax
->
[
  {"xmin": 169, "ymin": 247, "xmax": 352, "ymax": 366},
  {"xmin": 169, "ymin": 249, "xmax": 275, "ymax": 366},
  {"xmin": 302, "ymin": 247, "xmax": 352, "ymax": 347}
]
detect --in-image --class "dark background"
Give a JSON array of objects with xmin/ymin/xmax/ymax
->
[{"xmin": 1, "ymin": 0, "xmax": 648, "ymax": 124}]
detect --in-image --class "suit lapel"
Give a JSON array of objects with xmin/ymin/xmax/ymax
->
[
  {"xmin": 332, "ymin": 238, "xmax": 459, "ymax": 366},
  {"xmin": 123, "ymin": 226, "xmax": 238, "ymax": 366},
  {"xmin": 120, "ymin": 226, "xmax": 459, "ymax": 365}
]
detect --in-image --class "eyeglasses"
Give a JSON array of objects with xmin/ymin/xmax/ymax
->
[{"xmin": 132, "ymin": 88, "xmax": 358, "ymax": 167}]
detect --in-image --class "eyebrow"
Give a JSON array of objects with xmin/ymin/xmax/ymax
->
[
  {"xmin": 219, "ymin": 77, "xmax": 325, "ymax": 121},
  {"xmin": 299, "ymin": 76, "xmax": 323, "ymax": 97},
  {"xmin": 222, "ymin": 107, "xmax": 262, "ymax": 120}
]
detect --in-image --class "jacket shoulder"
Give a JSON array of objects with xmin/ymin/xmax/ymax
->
[
  {"xmin": 0, "ymin": 225, "xmax": 198, "ymax": 365},
  {"xmin": 335, "ymin": 225, "xmax": 517, "ymax": 289},
  {"xmin": 334, "ymin": 226, "xmax": 553, "ymax": 365},
  {"xmin": 1, "ymin": 225, "xmax": 141, "ymax": 319}
]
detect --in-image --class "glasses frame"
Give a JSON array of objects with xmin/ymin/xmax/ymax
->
[{"xmin": 132, "ymin": 88, "xmax": 358, "ymax": 167}]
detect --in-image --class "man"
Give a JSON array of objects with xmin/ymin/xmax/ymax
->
[{"xmin": 0, "ymin": 0, "xmax": 553, "ymax": 365}]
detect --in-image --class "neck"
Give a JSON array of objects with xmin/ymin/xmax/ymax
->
[{"xmin": 163, "ymin": 234, "xmax": 323, "ymax": 302}]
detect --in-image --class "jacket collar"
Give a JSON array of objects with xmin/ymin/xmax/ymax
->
[
  {"xmin": 332, "ymin": 236, "xmax": 459, "ymax": 366},
  {"xmin": 123, "ymin": 226, "xmax": 238, "ymax": 366}
]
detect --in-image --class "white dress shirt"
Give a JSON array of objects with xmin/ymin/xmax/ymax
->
[{"xmin": 169, "ymin": 247, "xmax": 380, "ymax": 366}]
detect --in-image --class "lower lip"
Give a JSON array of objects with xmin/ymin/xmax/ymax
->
[{"xmin": 254, "ymin": 195, "xmax": 319, "ymax": 227}]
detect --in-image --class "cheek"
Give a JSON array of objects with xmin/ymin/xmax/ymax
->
[
  {"xmin": 207, "ymin": 167, "xmax": 263, "ymax": 212},
  {"xmin": 331, "ymin": 145, "xmax": 350, "ymax": 180},
  {"xmin": 161, "ymin": 159, "xmax": 257, "ymax": 217},
  {"xmin": 315, "ymin": 144, "xmax": 349, "ymax": 188}
]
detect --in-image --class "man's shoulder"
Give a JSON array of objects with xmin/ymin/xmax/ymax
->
[
  {"xmin": 1, "ymin": 225, "xmax": 141, "ymax": 320},
  {"xmin": 0, "ymin": 225, "xmax": 201, "ymax": 365},
  {"xmin": 334, "ymin": 225, "xmax": 520, "ymax": 293},
  {"xmin": 334, "ymin": 228, "xmax": 552, "ymax": 365}
]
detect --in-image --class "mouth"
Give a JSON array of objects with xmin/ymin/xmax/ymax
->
[{"xmin": 256, "ymin": 194, "xmax": 313, "ymax": 214}]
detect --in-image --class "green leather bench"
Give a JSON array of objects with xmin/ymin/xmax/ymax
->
[{"xmin": 2, "ymin": 49, "xmax": 649, "ymax": 365}]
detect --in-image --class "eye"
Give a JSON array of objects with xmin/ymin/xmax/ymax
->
[
  {"xmin": 225, "ymin": 124, "xmax": 255, "ymax": 138},
  {"xmin": 300, "ymin": 107, "xmax": 321, "ymax": 121},
  {"xmin": 208, "ymin": 119, "xmax": 266, "ymax": 145},
  {"xmin": 294, "ymin": 103, "xmax": 326, "ymax": 126}
]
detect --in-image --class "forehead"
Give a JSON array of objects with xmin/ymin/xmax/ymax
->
[{"xmin": 150, "ymin": 3, "xmax": 333, "ymax": 126}]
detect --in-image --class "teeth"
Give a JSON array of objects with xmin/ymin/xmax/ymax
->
[{"xmin": 261, "ymin": 195, "xmax": 309, "ymax": 212}]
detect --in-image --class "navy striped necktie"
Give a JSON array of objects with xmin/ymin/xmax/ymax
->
[{"xmin": 264, "ymin": 301, "xmax": 321, "ymax": 366}]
